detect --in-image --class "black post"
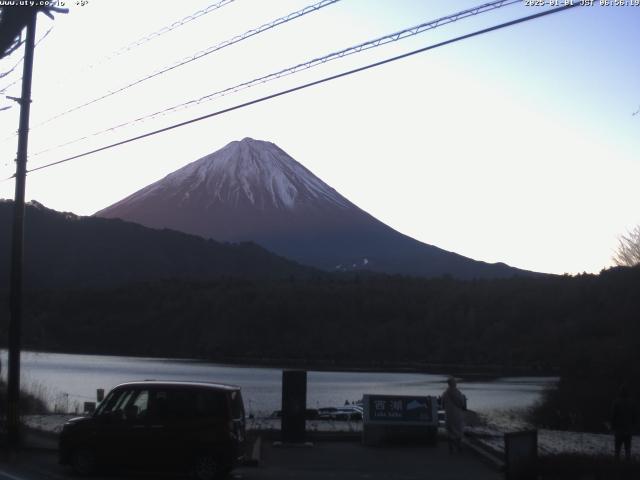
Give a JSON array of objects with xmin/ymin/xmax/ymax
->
[
  {"xmin": 7, "ymin": 10, "xmax": 37, "ymax": 448},
  {"xmin": 281, "ymin": 370, "xmax": 307, "ymax": 443}
]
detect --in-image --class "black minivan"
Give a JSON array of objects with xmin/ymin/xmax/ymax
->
[{"xmin": 59, "ymin": 381, "xmax": 246, "ymax": 479}]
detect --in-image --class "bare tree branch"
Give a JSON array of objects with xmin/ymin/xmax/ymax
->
[{"xmin": 613, "ymin": 225, "xmax": 640, "ymax": 267}]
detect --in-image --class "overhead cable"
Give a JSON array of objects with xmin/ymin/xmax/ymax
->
[
  {"xmin": 74, "ymin": 0, "xmax": 236, "ymax": 74},
  {"xmin": 18, "ymin": 3, "xmax": 580, "ymax": 178},
  {"xmin": 33, "ymin": 0, "xmax": 341, "ymax": 128},
  {"xmin": 103, "ymin": 0, "xmax": 236, "ymax": 59},
  {"xmin": 0, "ymin": 26, "xmax": 53, "ymax": 93},
  {"xmin": 32, "ymin": 0, "xmax": 519, "ymax": 157}
]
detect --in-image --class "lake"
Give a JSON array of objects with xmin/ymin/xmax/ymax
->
[{"xmin": 0, "ymin": 350, "xmax": 556, "ymax": 416}]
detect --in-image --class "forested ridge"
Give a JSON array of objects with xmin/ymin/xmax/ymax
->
[
  {"xmin": 0, "ymin": 200, "xmax": 314, "ymax": 289},
  {"xmin": 2, "ymin": 266, "xmax": 637, "ymax": 373}
]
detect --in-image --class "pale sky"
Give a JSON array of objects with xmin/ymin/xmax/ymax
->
[{"xmin": 1, "ymin": 0, "xmax": 638, "ymax": 275}]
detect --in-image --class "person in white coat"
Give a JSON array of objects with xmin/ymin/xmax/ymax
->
[{"xmin": 442, "ymin": 376, "xmax": 467, "ymax": 453}]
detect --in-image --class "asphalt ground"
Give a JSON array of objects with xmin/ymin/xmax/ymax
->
[
  {"xmin": 253, "ymin": 439, "xmax": 502, "ymax": 479},
  {"xmin": 0, "ymin": 437, "xmax": 501, "ymax": 480}
]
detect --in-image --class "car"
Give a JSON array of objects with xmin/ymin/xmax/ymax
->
[
  {"xmin": 269, "ymin": 408, "xmax": 319, "ymax": 420},
  {"xmin": 317, "ymin": 407, "xmax": 338, "ymax": 417},
  {"xmin": 318, "ymin": 405, "xmax": 363, "ymax": 421},
  {"xmin": 59, "ymin": 380, "xmax": 246, "ymax": 479}
]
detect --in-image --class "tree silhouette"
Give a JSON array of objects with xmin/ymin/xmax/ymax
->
[{"xmin": 613, "ymin": 225, "xmax": 640, "ymax": 267}]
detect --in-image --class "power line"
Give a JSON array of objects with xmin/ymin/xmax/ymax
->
[
  {"xmin": 0, "ymin": 26, "xmax": 53, "ymax": 94},
  {"xmin": 63, "ymin": 0, "xmax": 236, "ymax": 78},
  {"xmin": 0, "ymin": 34, "xmax": 23, "ymax": 61},
  {"xmin": 99, "ymin": 0, "xmax": 236, "ymax": 61},
  {"xmin": 0, "ymin": 74, "xmax": 20, "ymax": 94},
  {"xmin": 32, "ymin": 0, "xmax": 341, "ymax": 129},
  {"xmin": 1, "ymin": 1, "xmax": 235, "ymax": 117},
  {"xmin": 17, "ymin": 3, "xmax": 579, "ymax": 178},
  {"xmin": 1, "ymin": 56, "xmax": 24, "ymax": 79},
  {"xmin": 32, "ymin": 0, "xmax": 520, "ymax": 158},
  {"xmin": 1, "ymin": 25, "xmax": 53, "ymax": 77}
]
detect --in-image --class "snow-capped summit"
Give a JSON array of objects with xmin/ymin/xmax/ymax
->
[
  {"xmin": 152, "ymin": 138, "xmax": 350, "ymax": 211},
  {"xmin": 96, "ymin": 138, "xmax": 534, "ymax": 278}
]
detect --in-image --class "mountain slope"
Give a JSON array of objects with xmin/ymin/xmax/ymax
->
[
  {"xmin": 0, "ymin": 200, "xmax": 313, "ymax": 290},
  {"xmin": 96, "ymin": 138, "xmax": 537, "ymax": 279}
]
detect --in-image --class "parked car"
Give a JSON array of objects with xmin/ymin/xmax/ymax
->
[
  {"xmin": 269, "ymin": 408, "xmax": 319, "ymax": 420},
  {"xmin": 319, "ymin": 405, "xmax": 363, "ymax": 421},
  {"xmin": 59, "ymin": 381, "xmax": 246, "ymax": 479},
  {"xmin": 317, "ymin": 407, "xmax": 338, "ymax": 417}
]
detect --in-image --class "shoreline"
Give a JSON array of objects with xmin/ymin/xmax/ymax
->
[{"xmin": 4, "ymin": 347, "xmax": 561, "ymax": 378}]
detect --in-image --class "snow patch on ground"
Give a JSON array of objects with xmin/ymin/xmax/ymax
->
[
  {"xmin": 469, "ymin": 409, "xmax": 640, "ymax": 460},
  {"xmin": 248, "ymin": 417, "xmax": 363, "ymax": 433},
  {"xmin": 22, "ymin": 414, "xmax": 364, "ymax": 435},
  {"xmin": 22, "ymin": 414, "xmax": 78, "ymax": 434},
  {"xmin": 26, "ymin": 408, "xmax": 638, "ymax": 461}
]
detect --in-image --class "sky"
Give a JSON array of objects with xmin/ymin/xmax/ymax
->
[{"xmin": 0, "ymin": 0, "xmax": 638, "ymax": 275}]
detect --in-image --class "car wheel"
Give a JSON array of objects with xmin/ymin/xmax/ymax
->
[
  {"xmin": 71, "ymin": 447, "xmax": 97, "ymax": 476},
  {"xmin": 192, "ymin": 455, "xmax": 224, "ymax": 480}
]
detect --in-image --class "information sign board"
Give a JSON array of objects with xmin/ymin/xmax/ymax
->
[{"xmin": 363, "ymin": 394, "xmax": 438, "ymax": 426}]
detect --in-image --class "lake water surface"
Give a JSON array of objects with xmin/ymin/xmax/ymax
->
[{"xmin": 1, "ymin": 350, "xmax": 556, "ymax": 416}]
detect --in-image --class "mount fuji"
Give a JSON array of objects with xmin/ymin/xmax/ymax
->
[{"xmin": 96, "ymin": 138, "xmax": 534, "ymax": 279}]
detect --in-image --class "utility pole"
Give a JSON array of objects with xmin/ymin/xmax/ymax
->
[{"xmin": 7, "ymin": 9, "xmax": 37, "ymax": 448}]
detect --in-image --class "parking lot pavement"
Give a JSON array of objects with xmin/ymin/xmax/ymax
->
[
  {"xmin": 0, "ymin": 450, "xmax": 182, "ymax": 480},
  {"xmin": 250, "ymin": 439, "xmax": 502, "ymax": 480},
  {"xmin": 0, "ymin": 450, "xmax": 65, "ymax": 480},
  {"xmin": 0, "ymin": 439, "xmax": 501, "ymax": 480}
]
